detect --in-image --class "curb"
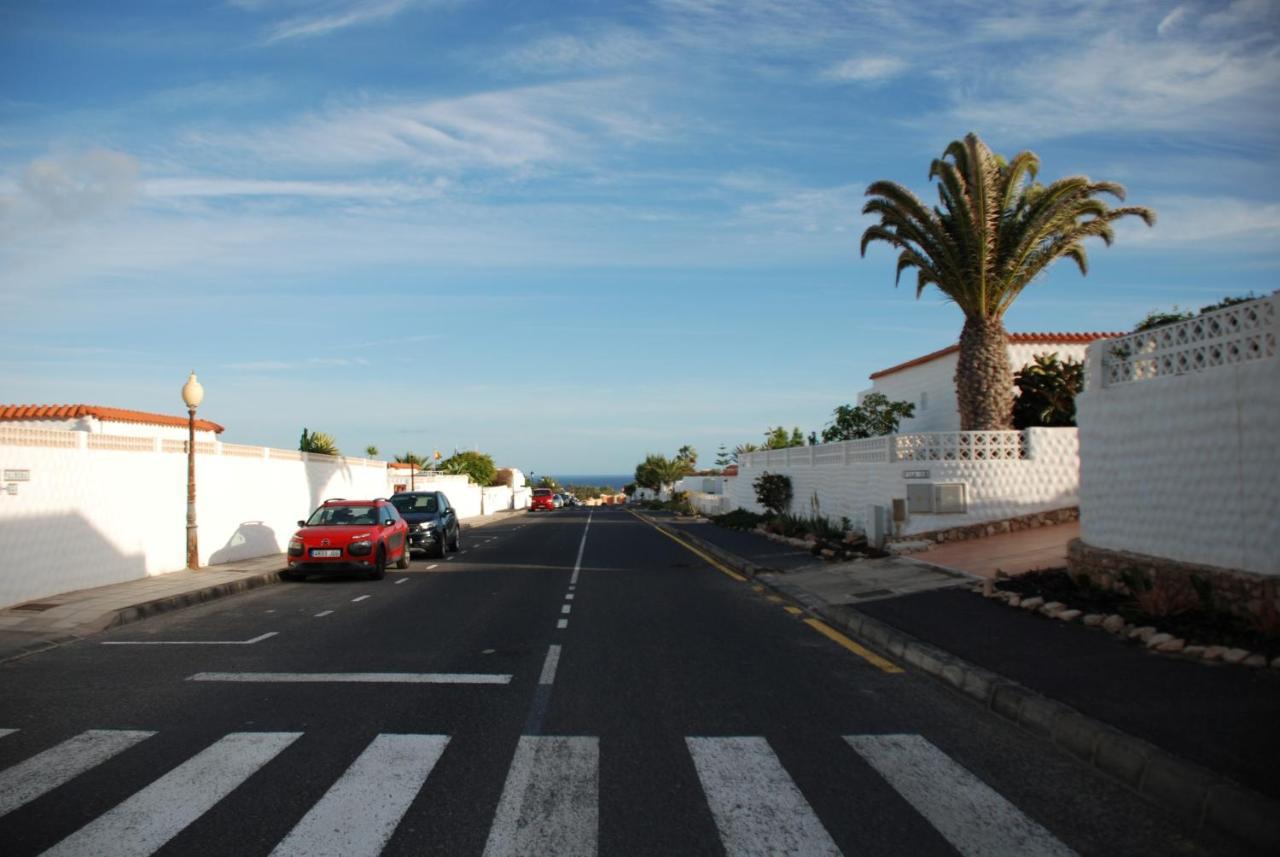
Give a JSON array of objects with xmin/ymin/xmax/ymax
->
[{"xmin": 645, "ymin": 515, "xmax": 1280, "ymax": 854}]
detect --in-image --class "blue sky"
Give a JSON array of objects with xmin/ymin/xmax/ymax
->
[{"xmin": 2, "ymin": 0, "xmax": 1277, "ymax": 474}]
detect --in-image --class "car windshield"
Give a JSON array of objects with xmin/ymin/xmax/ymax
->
[
  {"xmin": 307, "ymin": 505, "xmax": 378, "ymax": 526},
  {"xmin": 534, "ymin": 489, "xmax": 552, "ymax": 497},
  {"xmin": 392, "ymin": 495, "xmax": 438, "ymax": 514}
]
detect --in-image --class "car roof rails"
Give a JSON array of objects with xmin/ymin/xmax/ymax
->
[{"xmin": 323, "ymin": 498, "xmax": 347, "ymax": 503}]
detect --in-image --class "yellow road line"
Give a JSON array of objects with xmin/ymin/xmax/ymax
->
[
  {"xmin": 765, "ymin": 594, "xmax": 784, "ymax": 603},
  {"xmin": 634, "ymin": 513, "xmax": 747, "ymax": 582},
  {"xmin": 803, "ymin": 618, "xmax": 903, "ymax": 674},
  {"xmin": 784, "ymin": 606, "xmax": 804, "ymax": 616}
]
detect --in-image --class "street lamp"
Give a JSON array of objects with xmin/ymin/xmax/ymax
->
[{"xmin": 181, "ymin": 371, "xmax": 204, "ymax": 570}]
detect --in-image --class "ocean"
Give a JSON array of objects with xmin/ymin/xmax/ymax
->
[{"xmin": 548, "ymin": 474, "xmax": 632, "ymax": 491}]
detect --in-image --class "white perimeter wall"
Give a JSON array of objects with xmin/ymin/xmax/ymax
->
[
  {"xmin": 725, "ymin": 428, "xmax": 1079, "ymax": 536},
  {"xmin": 382, "ymin": 472, "xmax": 531, "ymax": 518},
  {"xmin": 0, "ymin": 430, "xmax": 390, "ymax": 608},
  {"xmin": 865, "ymin": 342, "xmax": 1093, "ymax": 433},
  {"xmin": 1075, "ymin": 294, "xmax": 1279, "ymax": 575}
]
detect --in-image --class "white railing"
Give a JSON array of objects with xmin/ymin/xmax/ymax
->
[
  {"xmin": 892, "ymin": 431, "xmax": 1026, "ymax": 461},
  {"xmin": 737, "ymin": 431, "xmax": 1029, "ymax": 467},
  {"xmin": 1101, "ymin": 293, "xmax": 1276, "ymax": 387}
]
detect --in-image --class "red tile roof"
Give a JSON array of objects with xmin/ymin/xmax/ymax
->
[
  {"xmin": 0, "ymin": 404, "xmax": 225, "ymax": 434},
  {"xmin": 868, "ymin": 332, "xmax": 1122, "ymax": 380}
]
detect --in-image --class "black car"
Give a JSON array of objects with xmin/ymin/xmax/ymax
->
[{"xmin": 389, "ymin": 490, "xmax": 460, "ymax": 558}]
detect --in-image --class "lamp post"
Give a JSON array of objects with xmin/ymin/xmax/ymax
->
[{"xmin": 181, "ymin": 371, "xmax": 204, "ymax": 570}]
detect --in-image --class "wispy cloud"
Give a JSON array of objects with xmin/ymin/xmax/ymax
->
[
  {"xmin": 223, "ymin": 356, "xmax": 371, "ymax": 371},
  {"xmin": 257, "ymin": 0, "xmax": 423, "ymax": 44},
  {"xmin": 498, "ymin": 27, "xmax": 660, "ymax": 73},
  {"xmin": 822, "ymin": 56, "xmax": 907, "ymax": 83}
]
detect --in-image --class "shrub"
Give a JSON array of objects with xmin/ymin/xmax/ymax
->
[
  {"xmin": 1011, "ymin": 352, "xmax": 1083, "ymax": 428},
  {"xmin": 753, "ymin": 472, "xmax": 793, "ymax": 516},
  {"xmin": 711, "ymin": 509, "xmax": 767, "ymax": 530},
  {"xmin": 821, "ymin": 393, "xmax": 915, "ymax": 442}
]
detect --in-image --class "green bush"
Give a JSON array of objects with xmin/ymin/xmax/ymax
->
[
  {"xmin": 711, "ymin": 509, "xmax": 767, "ymax": 530},
  {"xmin": 753, "ymin": 471, "xmax": 793, "ymax": 516}
]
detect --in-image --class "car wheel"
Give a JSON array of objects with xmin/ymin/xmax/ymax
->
[
  {"xmin": 370, "ymin": 546, "xmax": 387, "ymax": 580},
  {"xmin": 396, "ymin": 538, "xmax": 410, "ymax": 569},
  {"xmin": 448, "ymin": 527, "xmax": 460, "ymax": 552},
  {"xmin": 433, "ymin": 533, "xmax": 447, "ymax": 559}
]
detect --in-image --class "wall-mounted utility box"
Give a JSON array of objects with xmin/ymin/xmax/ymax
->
[
  {"xmin": 906, "ymin": 483, "xmax": 934, "ymax": 513},
  {"xmin": 934, "ymin": 482, "xmax": 967, "ymax": 514}
]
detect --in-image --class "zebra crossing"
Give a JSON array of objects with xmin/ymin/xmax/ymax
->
[{"xmin": 0, "ymin": 726, "xmax": 1076, "ymax": 856}]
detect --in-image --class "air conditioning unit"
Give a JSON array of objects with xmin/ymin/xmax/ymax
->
[
  {"xmin": 934, "ymin": 482, "xmax": 967, "ymax": 514},
  {"xmin": 906, "ymin": 483, "xmax": 933, "ymax": 513}
]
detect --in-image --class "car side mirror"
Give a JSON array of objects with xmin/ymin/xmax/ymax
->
[{"xmin": 297, "ymin": 520, "xmax": 306, "ymax": 528}]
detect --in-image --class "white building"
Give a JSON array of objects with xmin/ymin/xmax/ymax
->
[
  {"xmin": 0, "ymin": 403, "xmax": 225, "ymax": 440},
  {"xmin": 860, "ymin": 332, "xmax": 1120, "ymax": 432}
]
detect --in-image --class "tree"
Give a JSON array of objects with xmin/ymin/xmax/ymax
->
[
  {"xmin": 821, "ymin": 393, "xmax": 916, "ymax": 442},
  {"xmin": 634, "ymin": 453, "xmax": 687, "ymax": 496},
  {"xmin": 676, "ymin": 445, "xmax": 698, "ymax": 471},
  {"xmin": 732, "ymin": 442, "xmax": 759, "ymax": 463},
  {"xmin": 714, "ymin": 444, "xmax": 731, "ymax": 468},
  {"xmin": 394, "ymin": 452, "xmax": 425, "ymax": 468},
  {"xmin": 753, "ymin": 472, "xmax": 793, "ymax": 516},
  {"xmin": 1012, "ymin": 353, "xmax": 1084, "ymax": 428},
  {"xmin": 762, "ymin": 427, "xmax": 805, "ymax": 449},
  {"xmin": 299, "ymin": 428, "xmax": 339, "ymax": 456},
  {"xmin": 365, "ymin": 445, "xmax": 379, "ymax": 457},
  {"xmin": 440, "ymin": 450, "xmax": 497, "ymax": 486},
  {"xmin": 535, "ymin": 475, "xmax": 561, "ymax": 491},
  {"xmin": 861, "ymin": 132, "xmax": 1154, "ymax": 430}
]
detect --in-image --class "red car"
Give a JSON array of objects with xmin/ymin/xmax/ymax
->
[
  {"xmin": 529, "ymin": 488, "xmax": 556, "ymax": 511},
  {"xmin": 285, "ymin": 498, "xmax": 410, "ymax": 580}
]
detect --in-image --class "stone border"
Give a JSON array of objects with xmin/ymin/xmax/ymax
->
[
  {"xmin": 638, "ymin": 512, "xmax": 1280, "ymax": 854},
  {"xmin": 892, "ymin": 506, "xmax": 1078, "ymax": 545},
  {"xmin": 1068, "ymin": 539, "xmax": 1280, "ymax": 629}
]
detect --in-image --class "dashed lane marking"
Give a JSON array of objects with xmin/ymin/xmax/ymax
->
[
  {"xmin": 395, "ymin": 578, "xmax": 409, "ymax": 585},
  {"xmin": 556, "ymin": 619, "xmax": 568, "ymax": 630},
  {"xmin": 188, "ymin": 672, "xmax": 512, "ymax": 685},
  {"xmin": 352, "ymin": 595, "xmax": 371, "ymax": 603},
  {"xmin": 314, "ymin": 611, "xmax": 334, "ymax": 618}
]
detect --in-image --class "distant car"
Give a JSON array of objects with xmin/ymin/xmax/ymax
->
[
  {"xmin": 390, "ymin": 490, "xmax": 460, "ymax": 558},
  {"xmin": 553, "ymin": 493, "xmax": 565, "ymax": 509},
  {"xmin": 285, "ymin": 498, "xmax": 409, "ymax": 580},
  {"xmin": 530, "ymin": 488, "xmax": 555, "ymax": 511},
  {"xmin": 564, "ymin": 495, "xmax": 581, "ymax": 507}
]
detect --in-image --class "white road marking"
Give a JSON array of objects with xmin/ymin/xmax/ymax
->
[
  {"xmin": 0, "ymin": 730, "xmax": 155, "ymax": 818},
  {"xmin": 565, "ymin": 593, "xmax": 575, "ymax": 601},
  {"xmin": 687, "ymin": 736, "xmax": 841, "ymax": 857},
  {"xmin": 268, "ymin": 734, "xmax": 450, "ymax": 857},
  {"xmin": 0, "ymin": 729, "xmax": 15, "ymax": 739},
  {"xmin": 560, "ymin": 604, "xmax": 572, "ymax": 615},
  {"xmin": 846, "ymin": 734, "xmax": 1075, "ymax": 857},
  {"xmin": 102, "ymin": 632, "xmax": 278, "ymax": 646},
  {"xmin": 351, "ymin": 595, "xmax": 371, "ymax": 602},
  {"xmin": 427, "ymin": 564, "xmax": 439, "ymax": 570},
  {"xmin": 482, "ymin": 736, "xmax": 598, "ymax": 857},
  {"xmin": 445, "ymin": 556, "xmax": 454, "ymax": 562},
  {"xmin": 314, "ymin": 610, "xmax": 334, "ymax": 618},
  {"xmin": 40, "ymin": 731, "xmax": 301, "ymax": 857},
  {"xmin": 395, "ymin": 578, "xmax": 408, "ymax": 585},
  {"xmin": 188, "ymin": 672, "xmax": 512, "ymax": 685},
  {"xmin": 568, "ymin": 513, "xmax": 592, "ymax": 586},
  {"xmin": 556, "ymin": 620, "xmax": 568, "ymax": 630},
  {"xmin": 265, "ymin": 609, "xmax": 276, "ymax": 613},
  {"xmin": 538, "ymin": 645, "xmax": 562, "ymax": 686}
]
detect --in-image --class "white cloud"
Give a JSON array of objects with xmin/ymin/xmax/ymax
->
[
  {"xmin": 0, "ymin": 150, "xmax": 138, "ymax": 240},
  {"xmin": 499, "ymin": 27, "xmax": 660, "ymax": 73},
  {"xmin": 143, "ymin": 176, "xmax": 447, "ymax": 201},
  {"xmin": 259, "ymin": 0, "xmax": 418, "ymax": 43},
  {"xmin": 822, "ymin": 56, "xmax": 907, "ymax": 83},
  {"xmin": 180, "ymin": 79, "xmax": 666, "ymax": 173},
  {"xmin": 1115, "ymin": 194, "xmax": 1280, "ymax": 245},
  {"xmin": 1157, "ymin": 5, "xmax": 1188, "ymax": 35}
]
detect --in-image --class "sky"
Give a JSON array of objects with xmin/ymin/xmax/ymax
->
[{"xmin": 2, "ymin": 0, "xmax": 1277, "ymax": 475}]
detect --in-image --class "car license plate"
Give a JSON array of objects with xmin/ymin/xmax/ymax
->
[{"xmin": 310, "ymin": 549, "xmax": 341, "ymax": 558}]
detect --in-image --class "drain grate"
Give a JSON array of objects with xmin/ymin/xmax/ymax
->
[{"xmin": 13, "ymin": 602, "xmax": 61, "ymax": 612}]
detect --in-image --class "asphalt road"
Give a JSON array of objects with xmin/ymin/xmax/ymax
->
[{"xmin": 0, "ymin": 508, "xmax": 1254, "ymax": 856}]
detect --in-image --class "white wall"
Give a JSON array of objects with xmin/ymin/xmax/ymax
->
[
  {"xmin": 864, "ymin": 342, "xmax": 1094, "ymax": 433},
  {"xmin": 1076, "ymin": 294, "xmax": 1279, "ymax": 576},
  {"xmin": 0, "ymin": 429, "xmax": 387, "ymax": 608},
  {"xmin": 728, "ymin": 429, "xmax": 1079, "ymax": 536}
]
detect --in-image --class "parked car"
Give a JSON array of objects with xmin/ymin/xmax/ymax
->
[
  {"xmin": 530, "ymin": 488, "xmax": 556, "ymax": 511},
  {"xmin": 390, "ymin": 490, "xmax": 460, "ymax": 558},
  {"xmin": 285, "ymin": 498, "xmax": 409, "ymax": 580},
  {"xmin": 552, "ymin": 493, "xmax": 565, "ymax": 509}
]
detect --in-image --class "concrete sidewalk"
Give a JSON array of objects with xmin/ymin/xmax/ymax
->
[
  {"xmin": 0, "ymin": 508, "xmax": 525, "ymax": 665},
  {"xmin": 647, "ymin": 511, "xmax": 1280, "ymax": 854}
]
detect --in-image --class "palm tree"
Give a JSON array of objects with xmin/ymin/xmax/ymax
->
[{"xmin": 860, "ymin": 133, "xmax": 1155, "ymax": 430}]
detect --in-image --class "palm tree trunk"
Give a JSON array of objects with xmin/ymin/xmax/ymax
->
[{"xmin": 955, "ymin": 316, "xmax": 1014, "ymax": 430}]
